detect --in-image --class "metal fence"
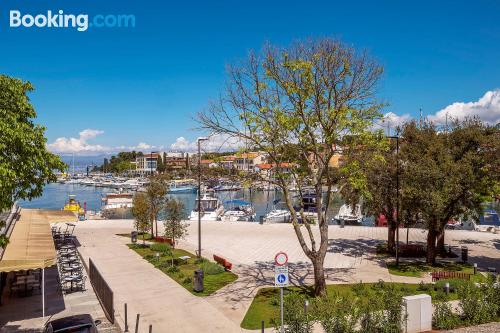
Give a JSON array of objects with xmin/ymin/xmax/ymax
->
[{"xmin": 89, "ymin": 258, "xmax": 114, "ymax": 323}]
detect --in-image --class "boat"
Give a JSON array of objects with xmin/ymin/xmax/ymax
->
[
  {"xmin": 189, "ymin": 192, "xmax": 224, "ymax": 221},
  {"xmin": 168, "ymin": 179, "xmax": 197, "ymax": 193},
  {"xmin": 63, "ymin": 195, "xmax": 84, "ymax": 216},
  {"xmin": 101, "ymin": 191, "xmax": 134, "ymax": 219},
  {"xmin": 263, "ymin": 200, "xmax": 291, "ymax": 223},
  {"xmin": 295, "ymin": 192, "xmax": 321, "ymax": 223},
  {"xmin": 333, "ymin": 204, "xmax": 364, "ymax": 225},
  {"xmin": 213, "ymin": 181, "xmax": 242, "ymax": 192},
  {"xmin": 221, "ymin": 200, "xmax": 256, "ymax": 222}
]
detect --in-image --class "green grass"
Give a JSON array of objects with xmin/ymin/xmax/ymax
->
[
  {"xmin": 387, "ymin": 261, "xmax": 485, "ymax": 282},
  {"xmin": 241, "ymin": 282, "xmax": 458, "ymax": 330},
  {"xmin": 127, "ymin": 244, "xmax": 237, "ymax": 296}
]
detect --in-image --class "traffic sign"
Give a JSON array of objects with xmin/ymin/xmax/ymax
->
[
  {"xmin": 274, "ymin": 252, "xmax": 288, "ymax": 266},
  {"xmin": 274, "ymin": 265, "xmax": 289, "ymax": 287}
]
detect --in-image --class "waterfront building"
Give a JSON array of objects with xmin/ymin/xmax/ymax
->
[
  {"xmin": 135, "ymin": 153, "xmax": 159, "ymax": 175},
  {"xmin": 234, "ymin": 152, "xmax": 267, "ymax": 172}
]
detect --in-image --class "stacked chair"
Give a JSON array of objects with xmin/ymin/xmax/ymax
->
[{"xmin": 52, "ymin": 224, "xmax": 86, "ymax": 293}]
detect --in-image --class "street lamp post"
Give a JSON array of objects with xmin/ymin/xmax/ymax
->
[
  {"xmin": 387, "ymin": 134, "xmax": 400, "ymax": 266},
  {"xmin": 197, "ymin": 137, "xmax": 208, "ymax": 258}
]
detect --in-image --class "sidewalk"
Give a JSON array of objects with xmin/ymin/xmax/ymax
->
[{"xmin": 75, "ymin": 227, "xmax": 241, "ymax": 333}]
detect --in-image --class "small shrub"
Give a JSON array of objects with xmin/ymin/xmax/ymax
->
[
  {"xmin": 182, "ymin": 276, "xmax": 192, "ymax": 285},
  {"xmin": 177, "ymin": 272, "xmax": 185, "ymax": 279},
  {"xmin": 458, "ymin": 281, "xmax": 496, "ymax": 325},
  {"xmin": 315, "ymin": 293, "xmax": 359, "ymax": 333},
  {"xmin": 271, "ymin": 293, "xmax": 313, "ymax": 333},
  {"xmin": 166, "ymin": 265, "xmax": 179, "ymax": 273},
  {"xmin": 371, "ymin": 279, "xmax": 386, "ymax": 291},
  {"xmin": 144, "ymin": 254, "xmax": 154, "ymax": 261},
  {"xmin": 150, "ymin": 243, "xmax": 171, "ymax": 254},
  {"xmin": 195, "ymin": 257, "xmax": 208, "ymax": 264},
  {"xmin": 417, "ymin": 281, "xmax": 431, "ymax": 291},
  {"xmin": 352, "ymin": 281, "xmax": 367, "ymax": 296},
  {"xmin": 433, "ymin": 301, "xmax": 460, "ymax": 329},
  {"xmin": 200, "ymin": 261, "xmax": 225, "ymax": 275}
]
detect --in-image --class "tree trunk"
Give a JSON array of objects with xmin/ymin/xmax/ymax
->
[
  {"xmin": 155, "ymin": 219, "xmax": 158, "ymax": 239},
  {"xmin": 387, "ymin": 225, "xmax": 396, "ymax": 253},
  {"xmin": 311, "ymin": 256, "xmax": 326, "ymax": 296},
  {"xmin": 436, "ymin": 228, "xmax": 446, "ymax": 254},
  {"xmin": 426, "ymin": 228, "xmax": 437, "ymax": 265}
]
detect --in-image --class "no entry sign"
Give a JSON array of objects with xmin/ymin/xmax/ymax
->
[{"xmin": 274, "ymin": 252, "xmax": 288, "ymax": 266}]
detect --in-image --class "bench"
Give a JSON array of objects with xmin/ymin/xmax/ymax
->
[
  {"xmin": 154, "ymin": 237, "xmax": 175, "ymax": 246},
  {"xmin": 431, "ymin": 271, "xmax": 471, "ymax": 282},
  {"xmin": 213, "ymin": 254, "xmax": 232, "ymax": 271}
]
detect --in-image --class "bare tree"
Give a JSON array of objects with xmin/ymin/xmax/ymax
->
[{"xmin": 198, "ymin": 38, "xmax": 384, "ymax": 295}]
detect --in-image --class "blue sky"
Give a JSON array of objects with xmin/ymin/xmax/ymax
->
[{"xmin": 1, "ymin": 0, "xmax": 499, "ymax": 154}]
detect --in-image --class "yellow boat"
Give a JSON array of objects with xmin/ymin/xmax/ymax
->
[{"xmin": 64, "ymin": 195, "xmax": 82, "ymax": 213}]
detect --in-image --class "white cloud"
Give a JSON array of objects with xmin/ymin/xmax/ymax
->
[
  {"xmin": 382, "ymin": 112, "xmax": 412, "ymax": 127},
  {"xmin": 47, "ymin": 129, "xmax": 110, "ymax": 154},
  {"xmin": 170, "ymin": 134, "xmax": 243, "ymax": 152},
  {"xmin": 429, "ymin": 89, "xmax": 500, "ymax": 125},
  {"xmin": 48, "ymin": 129, "xmax": 164, "ymax": 155}
]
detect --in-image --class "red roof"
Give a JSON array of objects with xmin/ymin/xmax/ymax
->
[{"xmin": 256, "ymin": 163, "xmax": 292, "ymax": 170}]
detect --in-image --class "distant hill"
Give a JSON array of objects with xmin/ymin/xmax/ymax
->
[{"xmin": 59, "ymin": 154, "xmax": 112, "ymax": 173}]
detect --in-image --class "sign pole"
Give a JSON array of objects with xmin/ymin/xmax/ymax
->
[
  {"xmin": 280, "ymin": 287, "xmax": 284, "ymax": 333},
  {"xmin": 274, "ymin": 251, "xmax": 288, "ymax": 333}
]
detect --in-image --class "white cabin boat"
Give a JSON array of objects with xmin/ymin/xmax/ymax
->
[
  {"xmin": 221, "ymin": 200, "xmax": 255, "ymax": 222},
  {"xmin": 189, "ymin": 193, "xmax": 224, "ymax": 221},
  {"xmin": 333, "ymin": 204, "xmax": 363, "ymax": 225}
]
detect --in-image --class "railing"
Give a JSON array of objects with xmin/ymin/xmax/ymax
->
[{"xmin": 89, "ymin": 258, "xmax": 114, "ymax": 323}]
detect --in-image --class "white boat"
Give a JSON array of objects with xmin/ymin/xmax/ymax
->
[
  {"xmin": 101, "ymin": 191, "xmax": 134, "ymax": 219},
  {"xmin": 189, "ymin": 193, "xmax": 224, "ymax": 221},
  {"xmin": 221, "ymin": 200, "xmax": 256, "ymax": 222},
  {"xmin": 168, "ymin": 179, "xmax": 197, "ymax": 193},
  {"xmin": 264, "ymin": 209, "xmax": 291, "ymax": 223},
  {"xmin": 333, "ymin": 204, "xmax": 363, "ymax": 225}
]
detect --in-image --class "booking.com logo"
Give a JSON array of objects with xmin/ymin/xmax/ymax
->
[{"xmin": 9, "ymin": 10, "xmax": 135, "ymax": 32}]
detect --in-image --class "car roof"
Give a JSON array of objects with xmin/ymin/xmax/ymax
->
[{"xmin": 49, "ymin": 314, "xmax": 94, "ymax": 331}]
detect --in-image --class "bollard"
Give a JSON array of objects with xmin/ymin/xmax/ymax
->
[
  {"xmin": 135, "ymin": 314, "xmax": 140, "ymax": 333},
  {"xmin": 304, "ymin": 299, "xmax": 309, "ymax": 315},
  {"xmin": 124, "ymin": 303, "xmax": 129, "ymax": 332},
  {"xmin": 149, "ymin": 324, "xmax": 152, "ymax": 333},
  {"xmin": 445, "ymin": 282, "xmax": 450, "ymax": 295},
  {"xmin": 474, "ymin": 263, "xmax": 477, "ymax": 274},
  {"xmin": 261, "ymin": 320, "xmax": 264, "ymax": 333}
]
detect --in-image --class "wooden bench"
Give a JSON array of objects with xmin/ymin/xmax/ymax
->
[
  {"xmin": 154, "ymin": 237, "xmax": 175, "ymax": 246},
  {"xmin": 213, "ymin": 254, "xmax": 232, "ymax": 271},
  {"xmin": 431, "ymin": 271, "xmax": 471, "ymax": 282}
]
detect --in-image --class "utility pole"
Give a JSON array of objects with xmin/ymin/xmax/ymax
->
[
  {"xmin": 197, "ymin": 137, "xmax": 208, "ymax": 258},
  {"xmin": 419, "ymin": 108, "xmax": 423, "ymax": 129}
]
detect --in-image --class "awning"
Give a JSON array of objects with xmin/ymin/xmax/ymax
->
[{"xmin": 0, "ymin": 209, "xmax": 76, "ymax": 272}]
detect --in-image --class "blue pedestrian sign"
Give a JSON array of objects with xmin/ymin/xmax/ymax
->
[{"xmin": 275, "ymin": 265, "xmax": 289, "ymax": 287}]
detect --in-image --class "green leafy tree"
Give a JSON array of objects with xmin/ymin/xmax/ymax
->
[
  {"xmin": 157, "ymin": 154, "xmax": 165, "ymax": 173},
  {"xmin": 198, "ymin": 38, "xmax": 385, "ymax": 295},
  {"xmin": 400, "ymin": 119, "xmax": 499, "ymax": 264},
  {"xmin": 163, "ymin": 199, "xmax": 187, "ymax": 248},
  {"xmin": 146, "ymin": 176, "xmax": 167, "ymax": 238},
  {"xmin": 0, "ymin": 74, "xmax": 65, "ymax": 213},
  {"xmin": 131, "ymin": 192, "xmax": 151, "ymax": 245}
]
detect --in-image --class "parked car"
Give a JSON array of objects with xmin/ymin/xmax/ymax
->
[{"xmin": 44, "ymin": 314, "xmax": 101, "ymax": 333}]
